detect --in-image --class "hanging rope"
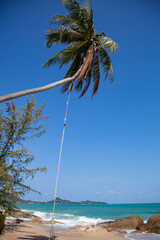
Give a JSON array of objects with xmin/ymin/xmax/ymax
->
[{"xmin": 49, "ymin": 84, "xmax": 72, "ymax": 240}]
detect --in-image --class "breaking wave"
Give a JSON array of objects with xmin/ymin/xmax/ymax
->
[{"xmin": 21, "ymin": 209, "xmax": 106, "ymax": 227}]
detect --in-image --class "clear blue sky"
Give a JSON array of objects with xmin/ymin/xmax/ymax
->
[{"xmin": 1, "ymin": 0, "xmax": 160, "ymax": 204}]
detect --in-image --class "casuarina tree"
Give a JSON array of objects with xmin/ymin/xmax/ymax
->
[{"xmin": 0, "ymin": 98, "xmax": 48, "ymax": 211}]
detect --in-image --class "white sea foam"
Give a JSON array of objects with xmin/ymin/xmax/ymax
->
[
  {"xmin": 55, "ymin": 215, "xmax": 104, "ymax": 227},
  {"xmin": 125, "ymin": 231, "xmax": 160, "ymax": 240},
  {"xmin": 6, "ymin": 216, "xmax": 32, "ymax": 221},
  {"xmin": 21, "ymin": 209, "xmax": 52, "ymax": 221},
  {"xmin": 17, "ymin": 209, "xmax": 160, "ymax": 239},
  {"xmin": 20, "ymin": 209, "xmax": 106, "ymax": 227}
]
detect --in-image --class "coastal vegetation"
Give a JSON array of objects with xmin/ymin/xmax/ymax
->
[
  {"xmin": 0, "ymin": 0, "xmax": 118, "ymax": 103},
  {"xmin": 17, "ymin": 197, "xmax": 108, "ymax": 204},
  {"xmin": 0, "ymin": 98, "xmax": 48, "ymax": 212},
  {"xmin": 0, "ymin": 213, "xmax": 5, "ymax": 234}
]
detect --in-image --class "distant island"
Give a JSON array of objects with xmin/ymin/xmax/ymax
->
[{"xmin": 17, "ymin": 197, "xmax": 108, "ymax": 205}]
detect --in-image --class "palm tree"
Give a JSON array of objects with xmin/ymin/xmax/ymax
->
[{"xmin": 0, "ymin": 0, "xmax": 118, "ymax": 103}]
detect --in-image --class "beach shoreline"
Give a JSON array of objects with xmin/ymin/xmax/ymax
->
[
  {"xmin": 1, "ymin": 204, "xmax": 160, "ymax": 240},
  {"xmin": 1, "ymin": 219, "xmax": 126, "ymax": 240}
]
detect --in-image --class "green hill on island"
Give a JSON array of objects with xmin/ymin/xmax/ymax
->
[{"xmin": 17, "ymin": 197, "xmax": 108, "ymax": 205}]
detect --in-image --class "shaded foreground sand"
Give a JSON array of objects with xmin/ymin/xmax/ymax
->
[{"xmin": 1, "ymin": 220, "xmax": 126, "ymax": 240}]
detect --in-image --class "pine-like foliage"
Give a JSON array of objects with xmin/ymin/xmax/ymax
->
[
  {"xmin": 0, "ymin": 98, "xmax": 48, "ymax": 212},
  {"xmin": 43, "ymin": 0, "xmax": 118, "ymax": 98}
]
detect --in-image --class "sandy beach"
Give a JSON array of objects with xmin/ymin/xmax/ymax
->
[{"xmin": 1, "ymin": 220, "xmax": 126, "ymax": 240}]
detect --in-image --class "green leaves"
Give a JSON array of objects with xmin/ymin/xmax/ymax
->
[
  {"xmin": 50, "ymin": 15, "xmax": 82, "ymax": 33},
  {"xmin": 61, "ymin": 54, "xmax": 82, "ymax": 93},
  {"xmin": 84, "ymin": 0, "xmax": 94, "ymax": 33},
  {"xmin": 98, "ymin": 36, "xmax": 118, "ymax": 53},
  {"xmin": 44, "ymin": 0, "xmax": 118, "ymax": 98},
  {"xmin": 0, "ymin": 98, "xmax": 48, "ymax": 212},
  {"xmin": 43, "ymin": 41, "xmax": 88, "ymax": 68},
  {"xmin": 98, "ymin": 46, "xmax": 114, "ymax": 82},
  {"xmin": 45, "ymin": 28, "xmax": 84, "ymax": 47}
]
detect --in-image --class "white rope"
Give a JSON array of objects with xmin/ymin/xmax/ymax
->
[{"xmin": 49, "ymin": 86, "xmax": 72, "ymax": 240}]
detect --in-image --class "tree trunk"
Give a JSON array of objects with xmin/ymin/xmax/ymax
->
[{"xmin": 0, "ymin": 68, "xmax": 82, "ymax": 103}]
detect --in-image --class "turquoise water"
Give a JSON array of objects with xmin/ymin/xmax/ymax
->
[
  {"xmin": 17, "ymin": 203, "xmax": 160, "ymax": 226},
  {"xmin": 16, "ymin": 203, "xmax": 160, "ymax": 240}
]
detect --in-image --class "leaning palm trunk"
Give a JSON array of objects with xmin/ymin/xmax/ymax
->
[
  {"xmin": 0, "ymin": 0, "xmax": 118, "ymax": 103},
  {"xmin": 0, "ymin": 68, "xmax": 82, "ymax": 103}
]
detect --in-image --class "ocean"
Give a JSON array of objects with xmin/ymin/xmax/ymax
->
[{"xmin": 17, "ymin": 203, "xmax": 160, "ymax": 240}]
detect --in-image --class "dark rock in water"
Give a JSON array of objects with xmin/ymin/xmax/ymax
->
[
  {"xmin": 136, "ymin": 215, "xmax": 160, "ymax": 234},
  {"xmin": 136, "ymin": 223, "xmax": 152, "ymax": 232},
  {"xmin": 146, "ymin": 214, "xmax": 160, "ymax": 234},
  {"xmin": 98, "ymin": 215, "xmax": 143, "ymax": 229},
  {"xmin": 147, "ymin": 214, "xmax": 160, "ymax": 227},
  {"xmin": 149, "ymin": 226, "xmax": 160, "ymax": 234}
]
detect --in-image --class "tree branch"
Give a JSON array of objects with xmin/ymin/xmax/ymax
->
[{"xmin": 0, "ymin": 68, "xmax": 82, "ymax": 103}]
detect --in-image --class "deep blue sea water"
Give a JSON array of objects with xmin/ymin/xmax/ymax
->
[{"xmin": 16, "ymin": 203, "xmax": 160, "ymax": 240}]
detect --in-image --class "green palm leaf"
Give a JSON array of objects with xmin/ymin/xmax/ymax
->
[
  {"xmin": 50, "ymin": 15, "xmax": 84, "ymax": 34},
  {"xmin": 74, "ymin": 79, "xmax": 83, "ymax": 92},
  {"xmin": 58, "ymin": 41, "xmax": 88, "ymax": 67},
  {"xmin": 60, "ymin": 0, "xmax": 93, "ymax": 34},
  {"xmin": 61, "ymin": 82, "xmax": 71, "ymax": 93},
  {"xmin": 98, "ymin": 46, "xmax": 113, "ymax": 81},
  {"xmin": 65, "ymin": 54, "xmax": 82, "ymax": 78},
  {"xmin": 43, "ymin": 48, "xmax": 69, "ymax": 68},
  {"xmin": 61, "ymin": 54, "xmax": 82, "ymax": 93},
  {"xmin": 43, "ymin": 40, "xmax": 88, "ymax": 69},
  {"xmin": 83, "ymin": 0, "xmax": 94, "ymax": 32},
  {"xmin": 45, "ymin": 29, "xmax": 84, "ymax": 47},
  {"xmin": 98, "ymin": 36, "xmax": 118, "ymax": 53}
]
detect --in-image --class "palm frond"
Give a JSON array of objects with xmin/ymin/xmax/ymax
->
[
  {"xmin": 98, "ymin": 36, "xmax": 118, "ymax": 53},
  {"xmin": 92, "ymin": 53, "xmax": 100, "ymax": 98},
  {"xmin": 50, "ymin": 15, "xmax": 83, "ymax": 33},
  {"xmin": 108, "ymin": 64, "xmax": 114, "ymax": 83},
  {"xmin": 84, "ymin": 0, "xmax": 94, "ymax": 32},
  {"xmin": 45, "ymin": 28, "xmax": 84, "ymax": 47},
  {"xmin": 75, "ymin": 79, "xmax": 83, "ymax": 92},
  {"xmin": 60, "ymin": 0, "xmax": 92, "ymax": 34},
  {"xmin": 98, "ymin": 46, "xmax": 112, "ymax": 80},
  {"xmin": 43, "ymin": 47, "xmax": 70, "ymax": 68},
  {"xmin": 79, "ymin": 70, "xmax": 91, "ymax": 98},
  {"xmin": 64, "ymin": 54, "xmax": 82, "ymax": 78},
  {"xmin": 59, "ymin": 41, "xmax": 88, "ymax": 68},
  {"xmin": 60, "ymin": 0, "xmax": 80, "ymax": 11},
  {"xmin": 61, "ymin": 54, "xmax": 82, "ymax": 93},
  {"xmin": 61, "ymin": 82, "xmax": 71, "ymax": 93},
  {"xmin": 50, "ymin": 14, "xmax": 75, "ymax": 26},
  {"xmin": 60, "ymin": 0, "xmax": 82, "ymax": 22},
  {"xmin": 43, "ymin": 41, "xmax": 87, "ymax": 68}
]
